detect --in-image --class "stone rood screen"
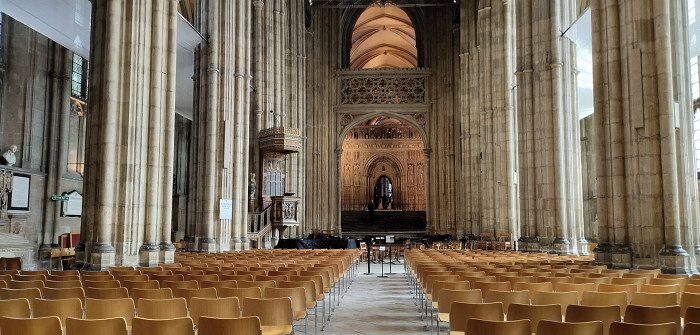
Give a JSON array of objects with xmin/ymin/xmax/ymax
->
[{"xmin": 338, "ymin": 68, "xmax": 429, "ymax": 105}]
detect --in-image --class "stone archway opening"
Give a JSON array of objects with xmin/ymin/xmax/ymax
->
[{"xmin": 340, "ymin": 116, "xmax": 426, "ymax": 234}]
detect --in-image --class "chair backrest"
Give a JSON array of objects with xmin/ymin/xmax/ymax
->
[
  {"xmin": 278, "ymin": 280, "xmax": 316, "ymax": 308},
  {"xmin": 130, "ymin": 288, "xmax": 173, "ymax": 304},
  {"xmin": 197, "ymin": 316, "xmax": 261, "ymax": 335},
  {"xmin": 32, "ymin": 298, "xmax": 83, "ymax": 326},
  {"xmin": 241, "ymin": 297, "xmax": 293, "ymax": 327},
  {"xmin": 684, "ymin": 322, "xmax": 700, "ymax": 335},
  {"xmin": 131, "ymin": 316, "xmax": 194, "ymax": 335},
  {"xmin": 7, "ymin": 280, "xmax": 45, "ymax": 293},
  {"xmin": 65, "ymin": 317, "xmax": 128, "ymax": 335},
  {"xmin": 624, "ymin": 304, "xmax": 680, "ymax": 328},
  {"xmin": 608, "ymin": 321, "xmax": 676, "ymax": 335},
  {"xmin": 45, "ymin": 280, "xmax": 82, "ymax": 288},
  {"xmin": 437, "ymin": 289, "xmax": 483, "ymax": 313},
  {"xmin": 554, "ymin": 282, "xmax": 596, "ymax": 302},
  {"xmin": 610, "ymin": 277, "xmax": 646, "ymax": 289},
  {"xmin": 0, "ymin": 288, "xmax": 42, "ymax": 308},
  {"xmin": 264, "ymin": 287, "xmax": 307, "ymax": 319},
  {"xmin": 472, "ymin": 281, "xmax": 512, "ymax": 299},
  {"xmin": 507, "ymin": 303, "xmax": 561, "ymax": 333},
  {"xmin": 0, "ymin": 315, "xmax": 62, "ymax": 335},
  {"xmin": 680, "ymin": 292, "xmax": 700, "ymax": 318},
  {"xmin": 42, "ymin": 287, "xmax": 85, "ymax": 306},
  {"xmin": 485, "ymin": 290, "xmax": 529, "ymax": 312},
  {"xmin": 566, "ymin": 305, "xmax": 621, "ymax": 335},
  {"xmin": 581, "ymin": 291, "xmax": 628, "ymax": 316},
  {"xmin": 85, "ymin": 298, "xmax": 135, "ymax": 327},
  {"xmin": 136, "ymin": 298, "xmax": 188, "ymax": 319},
  {"xmin": 123, "ymin": 280, "xmax": 160, "ymax": 292},
  {"xmin": 189, "ymin": 297, "xmax": 240, "ymax": 326},
  {"xmin": 162, "ymin": 280, "xmax": 199, "ymax": 290},
  {"xmin": 449, "ymin": 302, "xmax": 504, "ymax": 332},
  {"xmin": 0, "ymin": 298, "xmax": 30, "ymax": 318},
  {"xmin": 85, "ymin": 287, "xmax": 129, "ymax": 299},
  {"xmin": 536, "ymin": 320, "xmax": 604, "ymax": 335},
  {"xmin": 238, "ymin": 280, "xmax": 277, "ymax": 296},
  {"xmin": 630, "ymin": 292, "xmax": 678, "ymax": 307},
  {"xmin": 533, "ymin": 290, "xmax": 578, "ymax": 316},
  {"xmin": 83, "ymin": 280, "xmax": 121, "ymax": 289},
  {"xmin": 465, "ymin": 318, "xmax": 530, "ymax": 335},
  {"xmin": 218, "ymin": 287, "xmax": 263, "ymax": 300},
  {"xmin": 171, "ymin": 287, "xmax": 217, "ymax": 306},
  {"xmin": 686, "ymin": 306, "xmax": 700, "ymax": 324},
  {"xmin": 513, "ymin": 281, "xmax": 554, "ymax": 301},
  {"xmin": 598, "ymin": 283, "xmax": 638, "ymax": 302},
  {"xmin": 640, "ymin": 284, "xmax": 682, "ymax": 302}
]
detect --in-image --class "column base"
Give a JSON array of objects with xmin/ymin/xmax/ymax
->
[
  {"xmin": 593, "ymin": 243, "xmax": 612, "ymax": 268},
  {"xmin": 90, "ymin": 243, "xmax": 115, "ymax": 270},
  {"xmin": 577, "ymin": 238, "xmax": 589, "ymax": 256},
  {"xmin": 659, "ymin": 245, "xmax": 691, "ymax": 274},
  {"xmin": 241, "ymin": 237, "xmax": 250, "ymax": 250},
  {"xmin": 200, "ymin": 237, "xmax": 217, "ymax": 253},
  {"xmin": 611, "ymin": 244, "xmax": 632, "ymax": 269},
  {"xmin": 552, "ymin": 237, "xmax": 573, "ymax": 255},
  {"xmin": 159, "ymin": 242, "xmax": 176, "ymax": 264},
  {"xmin": 517, "ymin": 236, "xmax": 540, "ymax": 253},
  {"xmin": 230, "ymin": 237, "xmax": 243, "ymax": 251},
  {"xmin": 73, "ymin": 242, "xmax": 87, "ymax": 270},
  {"xmin": 139, "ymin": 243, "xmax": 160, "ymax": 267}
]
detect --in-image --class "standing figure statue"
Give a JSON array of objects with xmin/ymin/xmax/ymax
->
[{"xmin": 248, "ymin": 173, "xmax": 256, "ymax": 198}]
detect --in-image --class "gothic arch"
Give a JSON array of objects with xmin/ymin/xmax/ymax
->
[
  {"xmin": 364, "ymin": 152, "xmax": 404, "ymax": 178},
  {"xmin": 336, "ymin": 111, "xmax": 430, "ymax": 152}
]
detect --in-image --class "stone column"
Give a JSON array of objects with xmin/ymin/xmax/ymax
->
[
  {"xmin": 40, "ymin": 44, "xmax": 71, "ymax": 268},
  {"xmin": 191, "ymin": 0, "xmax": 252, "ymax": 252},
  {"xmin": 591, "ymin": 0, "xmax": 698, "ymax": 272},
  {"xmin": 83, "ymin": 0, "xmax": 178, "ymax": 268}
]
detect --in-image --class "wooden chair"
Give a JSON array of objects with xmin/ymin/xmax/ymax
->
[
  {"xmin": 136, "ymin": 298, "xmax": 188, "ymax": 319},
  {"xmin": 279, "ymin": 280, "xmax": 319, "ymax": 333},
  {"xmin": 630, "ymin": 292, "xmax": 678, "ymax": 307},
  {"xmin": 189, "ymin": 297, "xmax": 240, "ymax": 326},
  {"xmin": 684, "ymin": 323, "xmax": 700, "ymax": 335},
  {"xmin": 50, "ymin": 270, "xmax": 80, "ymax": 277},
  {"xmin": 266, "ymin": 287, "xmax": 309, "ymax": 334},
  {"xmin": 624, "ymin": 305, "xmax": 680, "ymax": 330},
  {"xmin": 131, "ymin": 316, "xmax": 194, "ymax": 335},
  {"xmin": 555, "ymin": 282, "xmax": 596, "ymax": 302},
  {"xmin": 598, "ymin": 283, "xmax": 637, "ymax": 302},
  {"xmin": 0, "ymin": 288, "xmax": 42, "ymax": 308},
  {"xmin": 0, "ymin": 298, "xmax": 30, "ymax": 318},
  {"xmin": 513, "ymin": 281, "xmax": 554, "ymax": 301},
  {"xmin": 435, "ymin": 289, "xmax": 483, "ymax": 334},
  {"xmin": 13, "ymin": 274, "xmax": 47, "ymax": 283},
  {"xmin": 7, "ymin": 280, "xmax": 45, "ymax": 294},
  {"xmin": 472, "ymin": 281, "xmax": 511, "ymax": 299},
  {"xmin": 171, "ymin": 287, "xmax": 217, "ymax": 306},
  {"xmin": 241, "ymin": 297, "xmax": 294, "ymax": 335},
  {"xmin": 3, "ymin": 257, "xmax": 22, "ymax": 270},
  {"xmin": 115, "ymin": 274, "xmax": 149, "ymax": 283},
  {"xmin": 581, "ymin": 291, "xmax": 628, "ymax": 316},
  {"xmin": 0, "ymin": 316, "xmax": 62, "ymax": 335},
  {"xmin": 163, "ymin": 280, "xmax": 199, "ymax": 290},
  {"xmin": 123, "ymin": 280, "xmax": 160, "ymax": 292},
  {"xmin": 32, "ymin": 298, "xmax": 83, "ymax": 328},
  {"xmin": 239, "ymin": 280, "xmax": 277, "ymax": 296},
  {"xmin": 47, "ymin": 274, "xmax": 80, "ymax": 282},
  {"xmin": 608, "ymin": 322, "xmax": 676, "ymax": 335},
  {"xmin": 640, "ymin": 284, "xmax": 682, "ymax": 303},
  {"xmin": 485, "ymin": 290, "xmax": 529, "ymax": 313},
  {"xmin": 536, "ymin": 320, "xmax": 603, "ymax": 335},
  {"xmin": 197, "ymin": 316, "xmax": 262, "ymax": 335},
  {"xmin": 84, "ymin": 298, "xmax": 135, "ymax": 329},
  {"xmin": 680, "ymin": 292, "xmax": 700, "ymax": 318},
  {"xmin": 449, "ymin": 302, "xmax": 503, "ymax": 335},
  {"xmin": 610, "ymin": 277, "xmax": 646, "ymax": 289},
  {"xmin": 465, "ymin": 318, "xmax": 529, "ymax": 335},
  {"xmin": 506, "ymin": 303, "xmax": 561, "ymax": 334},
  {"xmin": 81, "ymin": 274, "xmax": 115, "ymax": 282},
  {"xmin": 130, "ymin": 288, "xmax": 173, "ymax": 304},
  {"xmin": 83, "ymin": 280, "xmax": 121, "ymax": 289},
  {"xmin": 65, "ymin": 317, "xmax": 128, "ymax": 335},
  {"xmin": 533, "ymin": 291, "xmax": 578, "ymax": 316},
  {"xmin": 566, "ymin": 305, "xmax": 621, "ymax": 335}
]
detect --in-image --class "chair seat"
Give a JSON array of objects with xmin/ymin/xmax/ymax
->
[
  {"xmin": 450, "ymin": 331, "xmax": 464, "ymax": 335},
  {"xmin": 432, "ymin": 301, "xmax": 438, "ymax": 309},
  {"xmin": 316, "ymin": 294, "xmax": 324, "ymax": 300},
  {"xmin": 306, "ymin": 301, "xmax": 316, "ymax": 309},
  {"xmin": 261, "ymin": 324, "xmax": 293, "ymax": 335},
  {"xmin": 439, "ymin": 312, "xmax": 449, "ymax": 322}
]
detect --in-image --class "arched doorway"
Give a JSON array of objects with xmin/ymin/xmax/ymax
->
[{"xmin": 339, "ymin": 116, "xmax": 426, "ymax": 233}]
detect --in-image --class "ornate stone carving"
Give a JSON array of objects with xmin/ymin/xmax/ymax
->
[
  {"xmin": 413, "ymin": 113, "xmax": 427, "ymax": 125},
  {"xmin": 0, "ymin": 171, "xmax": 12, "ymax": 220},
  {"xmin": 340, "ymin": 76, "xmax": 426, "ymax": 104},
  {"xmin": 259, "ymin": 127, "xmax": 302, "ymax": 153},
  {"xmin": 339, "ymin": 113, "xmax": 354, "ymax": 126}
]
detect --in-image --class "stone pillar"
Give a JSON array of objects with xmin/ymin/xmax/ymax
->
[
  {"xmin": 83, "ymin": 0, "xmax": 178, "ymax": 268},
  {"xmin": 591, "ymin": 0, "xmax": 698, "ymax": 272},
  {"xmin": 40, "ymin": 43, "xmax": 71, "ymax": 269},
  {"xmin": 191, "ymin": 0, "xmax": 252, "ymax": 252}
]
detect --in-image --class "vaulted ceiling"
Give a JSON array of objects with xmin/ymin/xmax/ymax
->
[{"xmin": 350, "ymin": 6, "xmax": 417, "ymax": 69}]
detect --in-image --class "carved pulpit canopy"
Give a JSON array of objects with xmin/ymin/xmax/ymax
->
[{"xmin": 259, "ymin": 127, "xmax": 302, "ymax": 153}]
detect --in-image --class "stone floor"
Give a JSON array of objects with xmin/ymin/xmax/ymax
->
[{"xmin": 316, "ymin": 261, "xmax": 428, "ymax": 335}]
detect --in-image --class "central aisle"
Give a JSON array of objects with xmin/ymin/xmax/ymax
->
[{"xmin": 321, "ymin": 263, "xmax": 427, "ymax": 335}]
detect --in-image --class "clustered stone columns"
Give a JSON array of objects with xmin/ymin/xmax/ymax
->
[
  {"xmin": 591, "ymin": 0, "xmax": 699, "ymax": 273},
  {"xmin": 78, "ymin": 0, "xmax": 178, "ymax": 269},
  {"xmin": 457, "ymin": 0, "xmax": 518, "ymax": 240},
  {"xmin": 189, "ymin": 0, "xmax": 252, "ymax": 252},
  {"xmin": 515, "ymin": 0, "xmax": 586, "ymax": 254},
  {"xmin": 39, "ymin": 43, "xmax": 71, "ymax": 265}
]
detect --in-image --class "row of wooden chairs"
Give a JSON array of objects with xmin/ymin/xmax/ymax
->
[
  {"xmin": 461, "ymin": 318, "xmax": 695, "ymax": 335},
  {"xmin": 0, "ymin": 315, "xmax": 264, "ymax": 335}
]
